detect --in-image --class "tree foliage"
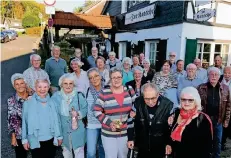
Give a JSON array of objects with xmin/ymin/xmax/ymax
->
[
  {"xmin": 73, "ymin": 6, "xmax": 83, "ymax": 13},
  {"xmin": 73, "ymin": 0, "xmax": 95, "ymax": 13},
  {"xmin": 22, "ymin": 14, "xmax": 40, "ymax": 28}
]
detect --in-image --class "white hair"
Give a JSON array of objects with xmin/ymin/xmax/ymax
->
[
  {"xmin": 208, "ymin": 67, "xmax": 221, "ymax": 76},
  {"xmin": 35, "ymin": 78, "xmax": 50, "ymax": 88},
  {"xmin": 52, "ymin": 45, "xmax": 60, "ymax": 51},
  {"xmin": 141, "ymin": 83, "xmax": 160, "ymax": 95},
  {"xmin": 11, "ymin": 73, "xmax": 25, "ymax": 87},
  {"xmin": 122, "ymin": 57, "xmax": 132, "ymax": 66},
  {"xmin": 59, "ymin": 73, "xmax": 77, "ymax": 87},
  {"xmin": 71, "ymin": 58, "xmax": 84, "ymax": 67},
  {"xmin": 108, "ymin": 51, "xmax": 116, "ymax": 57},
  {"xmin": 30, "ymin": 54, "xmax": 41, "ymax": 61},
  {"xmin": 180, "ymin": 87, "xmax": 202, "ymax": 110},
  {"xmin": 87, "ymin": 68, "xmax": 100, "ymax": 78},
  {"xmin": 186, "ymin": 63, "xmax": 197, "ymax": 70},
  {"xmin": 142, "ymin": 58, "xmax": 150, "ymax": 65},
  {"xmin": 133, "ymin": 66, "xmax": 144, "ymax": 73}
]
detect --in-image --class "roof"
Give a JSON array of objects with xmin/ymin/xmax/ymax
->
[
  {"xmin": 81, "ymin": 0, "xmax": 107, "ymax": 15},
  {"xmin": 53, "ymin": 11, "xmax": 115, "ymax": 29}
]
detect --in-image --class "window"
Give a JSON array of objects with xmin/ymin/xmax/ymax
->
[
  {"xmin": 196, "ymin": 43, "xmax": 211, "ymax": 68},
  {"xmin": 119, "ymin": 42, "xmax": 127, "ymax": 59},
  {"xmin": 121, "ymin": 0, "xmax": 128, "ymax": 14},
  {"xmin": 145, "ymin": 41, "xmax": 159, "ymax": 65},
  {"xmin": 221, "ymin": 44, "xmax": 229, "ymax": 66},
  {"xmin": 127, "ymin": 0, "xmax": 143, "ymax": 9}
]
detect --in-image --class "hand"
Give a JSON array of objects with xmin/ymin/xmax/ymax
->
[
  {"xmin": 130, "ymin": 111, "xmax": 136, "ymax": 118},
  {"xmin": 165, "ymin": 145, "xmax": 172, "ymax": 155},
  {"xmin": 27, "ymin": 87, "xmax": 34, "ymax": 95},
  {"xmin": 58, "ymin": 139, "xmax": 63, "ymax": 146},
  {"xmin": 168, "ymin": 115, "xmax": 174, "ymax": 126},
  {"xmin": 110, "ymin": 122, "xmax": 116, "ymax": 132},
  {"xmin": 23, "ymin": 143, "xmax": 30, "ymax": 150},
  {"xmin": 11, "ymin": 135, "xmax": 18, "ymax": 146},
  {"xmin": 71, "ymin": 110, "xmax": 78, "ymax": 118},
  {"xmin": 223, "ymin": 122, "xmax": 229, "ymax": 128},
  {"xmin": 127, "ymin": 141, "xmax": 134, "ymax": 149}
]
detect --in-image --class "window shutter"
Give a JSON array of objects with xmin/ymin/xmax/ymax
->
[
  {"xmin": 127, "ymin": 42, "xmax": 131, "ymax": 57},
  {"xmin": 156, "ymin": 40, "xmax": 167, "ymax": 71},
  {"xmin": 185, "ymin": 39, "xmax": 197, "ymax": 68}
]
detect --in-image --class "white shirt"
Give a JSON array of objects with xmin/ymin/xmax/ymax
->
[{"xmin": 71, "ymin": 70, "xmax": 89, "ymax": 95}]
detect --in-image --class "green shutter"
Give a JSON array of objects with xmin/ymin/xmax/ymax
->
[{"xmin": 185, "ymin": 39, "xmax": 197, "ymax": 68}]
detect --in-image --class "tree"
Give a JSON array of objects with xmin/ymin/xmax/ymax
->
[
  {"xmin": 84, "ymin": 0, "xmax": 94, "ymax": 7},
  {"xmin": 22, "ymin": 14, "xmax": 40, "ymax": 28},
  {"xmin": 13, "ymin": 1, "xmax": 24, "ymax": 19},
  {"xmin": 73, "ymin": 6, "xmax": 83, "ymax": 13}
]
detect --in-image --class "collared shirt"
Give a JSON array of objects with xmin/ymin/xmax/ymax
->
[
  {"xmin": 175, "ymin": 70, "xmax": 186, "ymax": 81},
  {"xmin": 23, "ymin": 67, "xmax": 50, "ymax": 90},
  {"xmin": 177, "ymin": 76, "xmax": 203, "ymax": 100},
  {"xmin": 71, "ymin": 70, "xmax": 89, "ymax": 95},
  {"xmin": 45, "ymin": 57, "xmax": 67, "ymax": 87},
  {"xmin": 215, "ymin": 65, "xmax": 224, "ymax": 75},
  {"xmin": 87, "ymin": 55, "xmax": 97, "ymax": 68},
  {"xmin": 196, "ymin": 67, "xmax": 208, "ymax": 83},
  {"xmin": 122, "ymin": 69, "xmax": 134, "ymax": 86},
  {"xmin": 171, "ymin": 63, "xmax": 177, "ymax": 73}
]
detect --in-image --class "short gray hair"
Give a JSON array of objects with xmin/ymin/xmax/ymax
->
[
  {"xmin": 30, "ymin": 54, "xmax": 41, "ymax": 61},
  {"xmin": 87, "ymin": 68, "xmax": 100, "ymax": 78},
  {"xmin": 108, "ymin": 51, "xmax": 116, "ymax": 57},
  {"xmin": 133, "ymin": 66, "xmax": 144, "ymax": 73},
  {"xmin": 11, "ymin": 73, "xmax": 25, "ymax": 87},
  {"xmin": 35, "ymin": 78, "xmax": 50, "ymax": 88},
  {"xmin": 180, "ymin": 87, "xmax": 202, "ymax": 110},
  {"xmin": 52, "ymin": 45, "xmax": 60, "ymax": 51},
  {"xmin": 59, "ymin": 73, "xmax": 76, "ymax": 87},
  {"xmin": 208, "ymin": 67, "xmax": 221, "ymax": 76},
  {"xmin": 142, "ymin": 58, "xmax": 150, "ymax": 65},
  {"xmin": 224, "ymin": 66, "xmax": 231, "ymax": 72},
  {"xmin": 186, "ymin": 63, "xmax": 197, "ymax": 70},
  {"xmin": 141, "ymin": 83, "xmax": 160, "ymax": 95},
  {"xmin": 71, "ymin": 58, "xmax": 84, "ymax": 67},
  {"xmin": 122, "ymin": 57, "xmax": 132, "ymax": 66},
  {"xmin": 109, "ymin": 67, "xmax": 123, "ymax": 78}
]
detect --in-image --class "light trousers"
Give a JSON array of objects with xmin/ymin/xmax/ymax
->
[
  {"xmin": 101, "ymin": 135, "xmax": 128, "ymax": 158},
  {"xmin": 62, "ymin": 146, "xmax": 85, "ymax": 158}
]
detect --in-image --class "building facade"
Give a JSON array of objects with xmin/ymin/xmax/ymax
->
[{"xmin": 102, "ymin": 0, "xmax": 231, "ymax": 70}]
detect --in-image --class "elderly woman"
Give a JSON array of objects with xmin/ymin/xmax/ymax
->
[
  {"xmin": 122, "ymin": 57, "xmax": 134, "ymax": 86},
  {"xmin": 142, "ymin": 58, "xmax": 155, "ymax": 82},
  {"xmin": 51, "ymin": 73, "xmax": 87, "ymax": 158},
  {"xmin": 7, "ymin": 74, "xmax": 29, "ymax": 158},
  {"xmin": 131, "ymin": 54, "xmax": 143, "ymax": 69},
  {"xmin": 94, "ymin": 68, "xmax": 136, "ymax": 158},
  {"xmin": 96, "ymin": 56, "xmax": 110, "ymax": 86},
  {"xmin": 152, "ymin": 60, "xmax": 177, "ymax": 95},
  {"xmin": 70, "ymin": 58, "xmax": 89, "ymax": 95},
  {"xmin": 168, "ymin": 87, "xmax": 213, "ymax": 158},
  {"xmin": 126, "ymin": 66, "xmax": 147, "ymax": 96},
  {"xmin": 22, "ymin": 79, "xmax": 61, "ymax": 158},
  {"xmin": 105, "ymin": 51, "xmax": 121, "ymax": 70},
  {"xmin": 86, "ymin": 68, "xmax": 105, "ymax": 158}
]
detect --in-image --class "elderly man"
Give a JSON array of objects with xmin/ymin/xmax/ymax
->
[
  {"xmin": 197, "ymin": 67, "xmax": 231, "ymax": 158},
  {"xmin": 105, "ymin": 51, "xmax": 121, "ymax": 69},
  {"xmin": 127, "ymin": 83, "xmax": 173, "ymax": 158},
  {"xmin": 87, "ymin": 47, "xmax": 99, "ymax": 68},
  {"xmin": 45, "ymin": 46, "xmax": 67, "ymax": 94},
  {"xmin": 221, "ymin": 66, "xmax": 231, "ymax": 150},
  {"xmin": 175, "ymin": 59, "xmax": 186, "ymax": 81},
  {"xmin": 177, "ymin": 63, "xmax": 203, "ymax": 100},
  {"xmin": 214, "ymin": 55, "xmax": 225, "ymax": 75},
  {"xmin": 23, "ymin": 54, "xmax": 50, "ymax": 94},
  {"xmin": 139, "ymin": 53, "xmax": 145, "ymax": 65},
  {"xmin": 69, "ymin": 48, "xmax": 90, "ymax": 72},
  {"xmin": 169, "ymin": 52, "xmax": 177, "ymax": 73},
  {"xmin": 194, "ymin": 58, "xmax": 208, "ymax": 83}
]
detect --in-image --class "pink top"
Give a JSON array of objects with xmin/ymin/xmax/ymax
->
[{"xmin": 113, "ymin": 92, "xmax": 125, "ymax": 107}]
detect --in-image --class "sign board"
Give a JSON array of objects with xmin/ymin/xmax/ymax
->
[
  {"xmin": 44, "ymin": 0, "xmax": 56, "ymax": 6},
  {"xmin": 45, "ymin": 6, "xmax": 55, "ymax": 15},
  {"xmin": 48, "ymin": 18, "xmax": 53, "ymax": 27},
  {"xmin": 194, "ymin": 8, "xmax": 216, "ymax": 22},
  {"xmin": 195, "ymin": 0, "xmax": 212, "ymax": 7},
  {"xmin": 125, "ymin": 4, "xmax": 156, "ymax": 25}
]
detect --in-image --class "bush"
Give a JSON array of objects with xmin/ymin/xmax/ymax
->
[
  {"xmin": 17, "ymin": 31, "xmax": 25, "ymax": 36},
  {"xmin": 22, "ymin": 14, "xmax": 40, "ymax": 28},
  {"xmin": 25, "ymin": 27, "xmax": 42, "ymax": 36}
]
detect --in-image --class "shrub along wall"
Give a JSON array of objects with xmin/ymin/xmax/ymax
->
[{"xmin": 25, "ymin": 27, "xmax": 43, "ymax": 36}]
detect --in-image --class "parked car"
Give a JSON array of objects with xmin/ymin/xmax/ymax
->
[
  {"xmin": 10, "ymin": 30, "xmax": 18, "ymax": 37},
  {"xmin": 1, "ymin": 32, "xmax": 10, "ymax": 43},
  {"xmin": 3, "ymin": 30, "xmax": 16, "ymax": 40}
]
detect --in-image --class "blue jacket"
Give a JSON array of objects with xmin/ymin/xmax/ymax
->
[
  {"xmin": 22, "ymin": 94, "xmax": 61, "ymax": 149},
  {"xmin": 51, "ymin": 91, "xmax": 88, "ymax": 151}
]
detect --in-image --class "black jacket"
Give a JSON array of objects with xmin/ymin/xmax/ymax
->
[
  {"xmin": 125, "ymin": 78, "xmax": 147, "ymax": 96},
  {"xmin": 170, "ymin": 108, "xmax": 213, "ymax": 158},
  {"xmin": 69, "ymin": 56, "xmax": 90, "ymax": 72},
  {"xmin": 127, "ymin": 96, "xmax": 173, "ymax": 158},
  {"xmin": 143, "ymin": 68, "xmax": 155, "ymax": 82}
]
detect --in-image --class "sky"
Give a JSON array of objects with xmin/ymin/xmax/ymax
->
[{"xmin": 36, "ymin": 0, "xmax": 85, "ymax": 12}]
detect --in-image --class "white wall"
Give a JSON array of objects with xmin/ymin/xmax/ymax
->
[
  {"xmin": 216, "ymin": 3, "xmax": 231, "ymax": 25},
  {"xmin": 115, "ymin": 24, "xmax": 183, "ymax": 59}
]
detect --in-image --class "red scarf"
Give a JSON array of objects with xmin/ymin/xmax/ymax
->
[{"xmin": 171, "ymin": 108, "xmax": 199, "ymax": 142}]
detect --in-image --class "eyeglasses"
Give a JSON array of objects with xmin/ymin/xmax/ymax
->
[
  {"xmin": 63, "ymin": 82, "xmax": 74, "ymax": 86},
  {"xmin": 144, "ymin": 96, "xmax": 158, "ymax": 101},
  {"xmin": 169, "ymin": 55, "xmax": 175, "ymax": 57},
  {"xmin": 111, "ymin": 76, "xmax": 122, "ymax": 81},
  {"xmin": 180, "ymin": 98, "xmax": 194, "ymax": 103},
  {"xmin": 89, "ymin": 75, "xmax": 100, "ymax": 80}
]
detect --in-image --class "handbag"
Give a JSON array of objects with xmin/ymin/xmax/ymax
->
[
  {"xmin": 127, "ymin": 147, "xmax": 139, "ymax": 158},
  {"xmin": 77, "ymin": 92, "xmax": 88, "ymax": 128}
]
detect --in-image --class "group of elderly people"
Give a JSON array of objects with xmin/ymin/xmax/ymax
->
[{"xmin": 7, "ymin": 46, "xmax": 231, "ymax": 158}]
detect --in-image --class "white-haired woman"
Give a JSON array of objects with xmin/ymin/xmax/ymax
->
[
  {"xmin": 22, "ymin": 79, "xmax": 61, "ymax": 158},
  {"xmin": 105, "ymin": 51, "xmax": 121, "ymax": 70},
  {"xmin": 167, "ymin": 87, "xmax": 213, "ymax": 158},
  {"xmin": 8, "ymin": 73, "xmax": 29, "ymax": 158},
  {"xmin": 142, "ymin": 58, "xmax": 155, "ymax": 82},
  {"xmin": 70, "ymin": 58, "xmax": 89, "ymax": 95},
  {"xmin": 96, "ymin": 56, "xmax": 110, "ymax": 86},
  {"xmin": 86, "ymin": 68, "xmax": 105, "ymax": 158},
  {"xmin": 51, "ymin": 73, "xmax": 87, "ymax": 158},
  {"xmin": 122, "ymin": 57, "xmax": 134, "ymax": 85}
]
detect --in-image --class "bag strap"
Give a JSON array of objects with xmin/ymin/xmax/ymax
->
[
  {"xmin": 86, "ymin": 87, "xmax": 90, "ymax": 98},
  {"xmin": 77, "ymin": 92, "xmax": 85, "ymax": 110}
]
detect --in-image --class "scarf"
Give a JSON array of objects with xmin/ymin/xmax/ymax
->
[
  {"xmin": 171, "ymin": 108, "xmax": 199, "ymax": 142},
  {"xmin": 89, "ymin": 84, "xmax": 101, "ymax": 102},
  {"xmin": 60, "ymin": 89, "xmax": 77, "ymax": 117}
]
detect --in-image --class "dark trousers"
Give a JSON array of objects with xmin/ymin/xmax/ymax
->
[
  {"xmin": 212, "ymin": 122, "xmax": 223, "ymax": 158},
  {"xmin": 15, "ymin": 139, "xmax": 27, "ymax": 158},
  {"xmin": 31, "ymin": 138, "xmax": 56, "ymax": 158}
]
